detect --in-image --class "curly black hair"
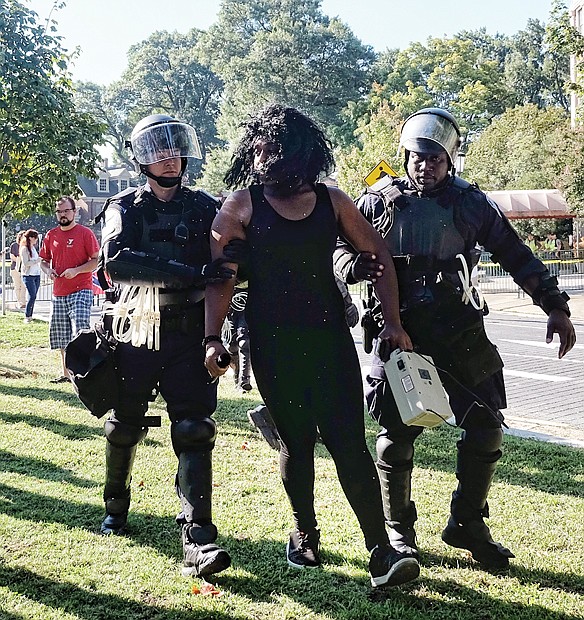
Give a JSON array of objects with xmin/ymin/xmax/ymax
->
[{"xmin": 224, "ymin": 103, "xmax": 335, "ymax": 189}]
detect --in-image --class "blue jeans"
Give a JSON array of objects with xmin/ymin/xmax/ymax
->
[{"xmin": 23, "ymin": 275, "xmax": 40, "ymax": 318}]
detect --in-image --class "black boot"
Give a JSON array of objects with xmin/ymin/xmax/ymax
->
[
  {"xmin": 176, "ymin": 451, "xmax": 231, "ymax": 577},
  {"xmin": 181, "ymin": 523, "xmax": 231, "ymax": 577},
  {"xmin": 441, "ymin": 440, "xmax": 514, "ymax": 569},
  {"xmin": 238, "ymin": 338, "xmax": 252, "ymax": 391},
  {"xmin": 230, "ymin": 356, "xmax": 240, "ymax": 388},
  {"xmin": 101, "ymin": 442, "xmax": 138, "ymax": 535},
  {"xmin": 377, "ymin": 462, "xmax": 420, "ymax": 586}
]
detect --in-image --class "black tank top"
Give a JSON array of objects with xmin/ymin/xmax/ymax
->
[{"xmin": 246, "ymin": 183, "xmax": 345, "ymax": 329}]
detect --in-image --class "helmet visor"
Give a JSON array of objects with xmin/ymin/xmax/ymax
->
[
  {"xmin": 131, "ymin": 122, "xmax": 202, "ymax": 165},
  {"xmin": 400, "ymin": 113, "xmax": 460, "ymax": 164}
]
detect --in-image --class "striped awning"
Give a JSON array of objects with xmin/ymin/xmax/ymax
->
[{"xmin": 486, "ymin": 189, "xmax": 573, "ymax": 219}]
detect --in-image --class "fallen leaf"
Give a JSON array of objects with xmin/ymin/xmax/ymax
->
[{"xmin": 200, "ymin": 582, "xmax": 222, "ymax": 597}]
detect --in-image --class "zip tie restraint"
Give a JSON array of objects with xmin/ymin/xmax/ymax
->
[
  {"xmin": 105, "ymin": 285, "xmax": 161, "ymax": 350},
  {"xmin": 456, "ymin": 253, "xmax": 484, "ymax": 311}
]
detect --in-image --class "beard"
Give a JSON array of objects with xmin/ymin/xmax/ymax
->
[
  {"xmin": 58, "ymin": 216, "xmax": 74, "ymax": 227},
  {"xmin": 253, "ymin": 156, "xmax": 306, "ymax": 196}
]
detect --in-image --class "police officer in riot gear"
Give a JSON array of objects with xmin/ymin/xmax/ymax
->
[
  {"xmin": 98, "ymin": 114, "xmax": 235, "ymax": 578},
  {"xmin": 335, "ymin": 107, "xmax": 575, "ymax": 584}
]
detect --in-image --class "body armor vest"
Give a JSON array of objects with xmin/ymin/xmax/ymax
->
[{"xmin": 385, "ymin": 193, "xmax": 465, "ymax": 259}]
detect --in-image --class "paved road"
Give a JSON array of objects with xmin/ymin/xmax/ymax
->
[{"xmin": 354, "ymin": 310, "xmax": 584, "ymax": 449}]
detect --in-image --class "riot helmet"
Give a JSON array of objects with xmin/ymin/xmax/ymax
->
[
  {"xmin": 127, "ymin": 114, "xmax": 202, "ymax": 188},
  {"xmin": 399, "ymin": 108, "xmax": 461, "ymax": 168}
]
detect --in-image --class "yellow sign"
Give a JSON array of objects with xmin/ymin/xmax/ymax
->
[{"xmin": 364, "ymin": 160, "xmax": 398, "ymax": 186}]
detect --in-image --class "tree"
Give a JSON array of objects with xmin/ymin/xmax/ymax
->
[
  {"xmin": 199, "ymin": 0, "xmax": 375, "ymax": 147},
  {"xmin": 371, "ymin": 35, "xmax": 515, "ymax": 136},
  {"xmin": 74, "ymin": 81, "xmax": 135, "ymax": 168},
  {"xmin": 463, "ymin": 104, "xmax": 577, "ymax": 197},
  {"xmin": 335, "ymin": 101, "xmax": 402, "ymax": 199},
  {"xmin": 0, "ymin": 0, "xmax": 104, "ymax": 219},
  {"xmin": 75, "ymin": 30, "xmax": 224, "ymax": 177}
]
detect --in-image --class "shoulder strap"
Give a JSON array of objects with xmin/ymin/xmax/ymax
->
[
  {"xmin": 364, "ymin": 175, "xmax": 403, "ymax": 207},
  {"xmin": 94, "ymin": 186, "xmax": 140, "ymax": 225}
]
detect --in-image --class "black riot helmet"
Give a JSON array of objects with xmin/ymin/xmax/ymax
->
[
  {"xmin": 399, "ymin": 108, "xmax": 461, "ymax": 169},
  {"xmin": 126, "ymin": 114, "xmax": 202, "ymax": 188}
]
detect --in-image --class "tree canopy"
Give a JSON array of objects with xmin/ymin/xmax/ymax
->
[{"xmin": 0, "ymin": 0, "xmax": 104, "ymax": 219}]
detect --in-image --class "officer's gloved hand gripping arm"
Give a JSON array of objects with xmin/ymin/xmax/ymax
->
[{"xmin": 101, "ymin": 207, "xmax": 234, "ymax": 289}]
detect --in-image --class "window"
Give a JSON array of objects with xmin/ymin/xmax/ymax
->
[
  {"xmin": 98, "ymin": 178, "xmax": 108, "ymax": 192},
  {"xmin": 119, "ymin": 179, "xmax": 128, "ymax": 191}
]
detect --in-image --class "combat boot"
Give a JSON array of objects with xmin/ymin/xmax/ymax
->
[
  {"xmin": 441, "ymin": 439, "xmax": 514, "ymax": 569},
  {"xmin": 181, "ymin": 523, "xmax": 231, "ymax": 577},
  {"xmin": 101, "ymin": 442, "xmax": 139, "ymax": 535}
]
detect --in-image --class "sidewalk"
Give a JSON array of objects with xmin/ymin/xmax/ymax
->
[{"xmin": 484, "ymin": 289, "xmax": 584, "ymax": 321}]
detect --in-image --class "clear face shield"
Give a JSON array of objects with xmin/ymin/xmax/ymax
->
[
  {"xmin": 399, "ymin": 113, "xmax": 460, "ymax": 166},
  {"xmin": 130, "ymin": 122, "xmax": 202, "ymax": 165}
]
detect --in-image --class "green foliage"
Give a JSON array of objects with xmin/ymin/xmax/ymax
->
[
  {"xmin": 199, "ymin": 0, "xmax": 375, "ymax": 147},
  {"xmin": 371, "ymin": 34, "xmax": 516, "ymax": 136},
  {"xmin": 199, "ymin": 144, "xmax": 234, "ymax": 196},
  {"xmin": 336, "ymin": 101, "xmax": 402, "ymax": 198},
  {"xmin": 463, "ymin": 104, "xmax": 582, "ymax": 199},
  {"xmin": 74, "ymin": 30, "xmax": 224, "ymax": 177},
  {"xmin": 0, "ymin": 311, "xmax": 583, "ymax": 619},
  {"xmin": 0, "ymin": 0, "xmax": 104, "ymax": 219}
]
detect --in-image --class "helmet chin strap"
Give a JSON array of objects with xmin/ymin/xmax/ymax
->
[
  {"xmin": 142, "ymin": 168, "xmax": 183, "ymax": 188},
  {"xmin": 140, "ymin": 157, "xmax": 187, "ymax": 189}
]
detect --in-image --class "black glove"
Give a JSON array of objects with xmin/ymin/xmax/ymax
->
[
  {"xmin": 351, "ymin": 251, "xmax": 383, "ymax": 282},
  {"xmin": 222, "ymin": 238, "xmax": 249, "ymax": 265},
  {"xmin": 201, "ymin": 259, "xmax": 235, "ymax": 283}
]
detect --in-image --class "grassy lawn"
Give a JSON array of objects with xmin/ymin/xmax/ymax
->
[{"xmin": 0, "ymin": 311, "xmax": 582, "ymax": 620}]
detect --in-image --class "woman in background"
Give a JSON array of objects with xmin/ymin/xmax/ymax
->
[{"xmin": 20, "ymin": 229, "xmax": 42, "ymax": 323}]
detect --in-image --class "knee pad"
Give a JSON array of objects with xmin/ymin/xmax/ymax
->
[
  {"xmin": 104, "ymin": 417, "xmax": 148, "ymax": 448},
  {"xmin": 459, "ymin": 427, "xmax": 503, "ymax": 462},
  {"xmin": 376, "ymin": 432, "xmax": 416, "ymax": 473},
  {"xmin": 171, "ymin": 417, "xmax": 217, "ymax": 456}
]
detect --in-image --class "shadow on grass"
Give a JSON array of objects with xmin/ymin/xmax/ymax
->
[
  {"xmin": 0, "ymin": 451, "xmax": 95, "ymax": 488},
  {"xmin": 1, "ymin": 383, "xmax": 83, "ymax": 407},
  {"xmin": 0, "ymin": 479, "xmax": 581, "ymax": 619},
  {"xmin": 413, "ymin": 425, "xmax": 583, "ymax": 498},
  {"xmin": 0, "ymin": 409, "xmax": 102, "ymax": 441},
  {"xmin": 0, "ymin": 564, "xmax": 236, "ymax": 620},
  {"xmin": 217, "ymin": 537, "xmax": 582, "ymax": 620},
  {"xmin": 217, "ymin": 400, "xmax": 584, "ymax": 498}
]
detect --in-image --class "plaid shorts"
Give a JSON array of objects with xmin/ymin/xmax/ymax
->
[{"xmin": 49, "ymin": 289, "xmax": 93, "ymax": 350}]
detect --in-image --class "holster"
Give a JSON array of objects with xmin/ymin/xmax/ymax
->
[{"xmin": 361, "ymin": 308, "xmax": 381, "ymax": 354}]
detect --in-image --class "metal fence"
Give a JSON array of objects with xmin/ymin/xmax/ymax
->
[
  {"xmin": 3, "ymin": 250, "xmax": 584, "ymax": 305},
  {"xmin": 477, "ymin": 250, "xmax": 584, "ymax": 294}
]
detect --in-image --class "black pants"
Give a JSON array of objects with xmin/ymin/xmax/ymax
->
[{"xmin": 249, "ymin": 323, "xmax": 388, "ymax": 551}]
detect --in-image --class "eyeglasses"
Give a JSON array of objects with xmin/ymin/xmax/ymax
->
[{"xmin": 55, "ymin": 209, "xmax": 74, "ymax": 214}]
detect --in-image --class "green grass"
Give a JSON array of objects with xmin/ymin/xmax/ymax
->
[{"xmin": 0, "ymin": 311, "xmax": 583, "ymax": 620}]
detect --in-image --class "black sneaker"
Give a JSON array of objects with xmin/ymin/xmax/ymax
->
[
  {"xmin": 286, "ymin": 528, "xmax": 321, "ymax": 569},
  {"xmin": 239, "ymin": 380, "xmax": 252, "ymax": 392},
  {"xmin": 182, "ymin": 523, "xmax": 231, "ymax": 578},
  {"xmin": 369, "ymin": 544, "xmax": 420, "ymax": 588}
]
